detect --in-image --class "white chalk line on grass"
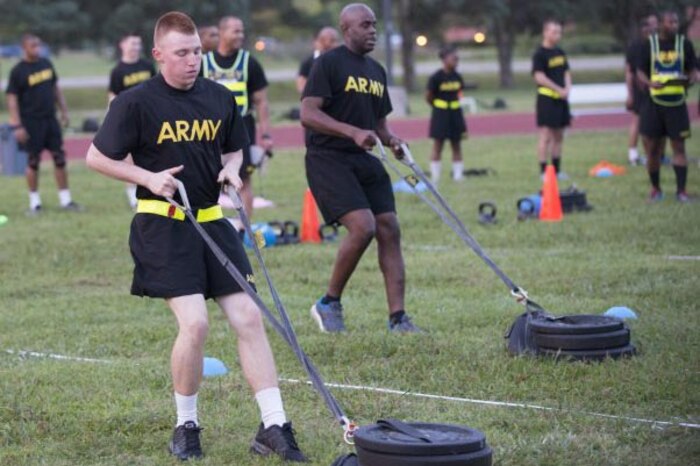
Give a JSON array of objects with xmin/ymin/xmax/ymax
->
[
  {"xmin": 280, "ymin": 378, "xmax": 700, "ymax": 430},
  {"xmin": 6, "ymin": 349, "xmax": 699, "ymax": 430},
  {"xmin": 666, "ymin": 255, "xmax": 700, "ymax": 261},
  {"xmin": 5, "ymin": 349, "xmax": 113, "ymax": 364}
]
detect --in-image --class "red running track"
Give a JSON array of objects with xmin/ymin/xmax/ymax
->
[{"xmin": 63, "ymin": 106, "xmax": 698, "ymax": 159}]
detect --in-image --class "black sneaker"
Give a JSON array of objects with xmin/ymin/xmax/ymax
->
[
  {"xmin": 169, "ymin": 421, "xmax": 203, "ymax": 461},
  {"xmin": 250, "ymin": 422, "xmax": 309, "ymax": 462}
]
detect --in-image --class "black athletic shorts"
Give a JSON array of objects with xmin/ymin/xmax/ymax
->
[
  {"xmin": 129, "ymin": 214, "xmax": 255, "ymax": 299},
  {"xmin": 429, "ymin": 108, "xmax": 467, "ymax": 142},
  {"xmin": 536, "ymin": 95, "xmax": 571, "ymax": 129},
  {"xmin": 629, "ymin": 89, "xmax": 646, "ymax": 115},
  {"xmin": 240, "ymin": 114, "xmax": 256, "ymax": 181},
  {"xmin": 639, "ymin": 100, "xmax": 691, "ymax": 140},
  {"xmin": 20, "ymin": 116, "xmax": 64, "ymax": 156},
  {"xmin": 305, "ymin": 149, "xmax": 396, "ymax": 225}
]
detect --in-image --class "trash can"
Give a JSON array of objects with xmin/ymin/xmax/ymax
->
[{"xmin": 0, "ymin": 124, "xmax": 27, "ymax": 176}]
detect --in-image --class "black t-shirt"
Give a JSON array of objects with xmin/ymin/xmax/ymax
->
[
  {"xmin": 427, "ymin": 69, "xmax": 464, "ymax": 103},
  {"xmin": 298, "ymin": 54, "xmax": 315, "ymax": 78},
  {"xmin": 109, "ymin": 59, "xmax": 156, "ymax": 95},
  {"xmin": 5, "ymin": 57, "xmax": 58, "ymax": 119},
  {"xmin": 200, "ymin": 50, "xmax": 268, "ymax": 95},
  {"xmin": 637, "ymin": 35, "xmax": 697, "ymax": 80},
  {"xmin": 93, "ymin": 74, "xmax": 249, "ymax": 208},
  {"xmin": 302, "ymin": 45, "xmax": 392, "ymax": 153},
  {"xmin": 531, "ymin": 46, "xmax": 569, "ymax": 88}
]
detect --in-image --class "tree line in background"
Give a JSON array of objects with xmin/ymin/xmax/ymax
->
[{"xmin": 0, "ymin": 0, "xmax": 697, "ymax": 89}]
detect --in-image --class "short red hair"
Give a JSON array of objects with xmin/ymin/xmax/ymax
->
[{"xmin": 154, "ymin": 11, "xmax": 197, "ymax": 45}]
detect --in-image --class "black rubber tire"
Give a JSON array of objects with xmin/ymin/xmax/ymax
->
[
  {"xmin": 539, "ymin": 344, "xmax": 637, "ymax": 362},
  {"xmin": 529, "ymin": 314, "xmax": 624, "ymax": 335},
  {"xmin": 534, "ymin": 328, "xmax": 630, "ymax": 351},
  {"xmin": 356, "ymin": 446, "xmax": 492, "ymax": 466}
]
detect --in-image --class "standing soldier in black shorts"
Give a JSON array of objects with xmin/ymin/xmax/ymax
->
[
  {"xmin": 201, "ymin": 15, "xmax": 272, "ymax": 219},
  {"xmin": 636, "ymin": 10, "xmax": 698, "ymax": 203},
  {"xmin": 108, "ymin": 32, "xmax": 156, "ymax": 209},
  {"xmin": 5, "ymin": 33, "xmax": 81, "ymax": 215},
  {"xmin": 86, "ymin": 12, "xmax": 307, "ymax": 462},
  {"xmin": 532, "ymin": 19, "xmax": 571, "ymax": 180},
  {"xmin": 301, "ymin": 3, "xmax": 421, "ymax": 334},
  {"xmin": 426, "ymin": 45, "xmax": 468, "ymax": 184},
  {"xmin": 625, "ymin": 14, "xmax": 658, "ymax": 166},
  {"xmin": 296, "ymin": 27, "xmax": 340, "ymax": 94}
]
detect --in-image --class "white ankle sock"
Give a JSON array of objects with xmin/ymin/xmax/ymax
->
[
  {"xmin": 126, "ymin": 185, "xmax": 137, "ymax": 208},
  {"xmin": 453, "ymin": 161, "xmax": 464, "ymax": 180},
  {"xmin": 29, "ymin": 191, "xmax": 42, "ymax": 209},
  {"xmin": 58, "ymin": 189, "xmax": 72, "ymax": 207},
  {"xmin": 430, "ymin": 161, "xmax": 441, "ymax": 184},
  {"xmin": 628, "ymin": 147, "xmax": 638, "ymax": 162},
  {"xmin": 255, "ymin": 387, "xmax": 286, "ymax": 428},
  {"xmin": 175, "ymin": 392, "xmax": 198, "ymax": 427}
]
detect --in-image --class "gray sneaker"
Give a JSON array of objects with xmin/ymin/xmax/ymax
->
[
  {"xmin": 310, "ymin": 298, "xmax": 346, "ymax": 333},
  {"xmin": 388, "ymin": 313, "xmax": 424, "ymax": 334},
  {"xmin": 61, "ymin": 201, "xmax": 84, "ymax": 212},
  {"xmin": 25, "ymin": 205, "xmax": 42, "ymax": 217}
]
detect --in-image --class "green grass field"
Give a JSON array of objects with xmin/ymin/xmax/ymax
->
[{"xmin": 1, "ymin": 129, "xmax": 699, "ymax": 465}]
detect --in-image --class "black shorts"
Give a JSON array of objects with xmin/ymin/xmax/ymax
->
[
  {"xmin": 20, "ymin": 116, "xmax": 64, "ymax": 156},
  {"xmin": 305, "ymin": 149, "xmax": 395, "ymax": 225},
  {"xmin": 639, "ymin": 100, "xmax": 691, "ymax": 140},
  {"xmin": 629, "ymin": 89, "xmax": 647, "ymax": 114},
  {"xmin": 240, "ymin": 114, "xmax": 256, "ymax": 181},
  {"xmin": 429, "ymin": 108, "xmax": 467, "ymax": 141},
  {"xmin": 129, "ymin": 214, "xmax": 255, "ymax": 299},
  {"xmin": 536, "ymin": 95, "xmax": 571, "ymax": 129}
]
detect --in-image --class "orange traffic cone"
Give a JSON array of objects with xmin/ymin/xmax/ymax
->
[
  {"xmin": 539, "ymin": 165, "xmax": 563, "ymax": 222},
  {"xmin": 300, "ymin": 188, "xmax": 322, "ymax": 243}
]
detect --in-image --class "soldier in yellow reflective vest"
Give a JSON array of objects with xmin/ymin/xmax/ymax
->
[
  {"xmin": 201, "ymin": 16, "xmax": 272, "ymax": 218},
  {"xmin": 636, "ymin": 11, "xmax": 698, "ymax": 203},
  {"xmin": 425, "ymin": 45, "xmax": 468, "ymax": 184},
  {"xmin": 531, "ymin": 19, "xmax": 572, "ymax": 181}
]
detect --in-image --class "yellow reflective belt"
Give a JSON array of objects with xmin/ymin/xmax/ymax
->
[
  {"xmin": 433, "ymin": 99, "xmax": 461, "ymax": 109},
  {"xmin": 136, "ymin": 199, "xmax": 223, "ymax": 223},
  {"xmin": 538, "ymin": 87, "xmax": 561, "ymax": 99}
]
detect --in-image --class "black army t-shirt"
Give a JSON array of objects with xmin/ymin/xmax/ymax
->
[
  {"xmin": 303, "ymin": 45, "xmax": 392, "ymax": 153},
  {"xmin": 531, "ymin": 46, "xmax": 569, "ymax": 88},
  {"xmin": 109, "ymin": 59, "xmax": 156, "ymax": 95},
  {"xmin": 427, "ymin": 69, "xmax": 464, "ymax": 103},
  {"xmin": 5, "ymin": 57, "xmax": 58, "ymax": 119},
  {"xmin": 93, "ymin": 74, "xmax": 249, "ymax": 208}
]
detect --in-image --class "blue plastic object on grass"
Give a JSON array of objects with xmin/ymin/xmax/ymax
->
[
  {"xmin": 203, "ymin": 357, "xmax": 229, "ymax": 377},
  {"xmin": 392, "ymin": 179, "xmax": 427, "ymax": 193},
  {"xmin": 518, "ymin": 194, "xmax": 541, "ymax": 214},
  {"xmin": 595, "ymin": 167, "xmax": 614, "ymax": 178},
  {"xmin": 243, "ymin": 223, "xmax": 278, "ymax": 248},
  {"xmin": 604, "ymin": 306, "xmax": 638, "ymax": 320}
]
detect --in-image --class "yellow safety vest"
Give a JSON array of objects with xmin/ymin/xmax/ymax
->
[
  {"xmin": 649, "ymin": 34, "xmax": 686, "ymax": 107},
  {"xmin": 202, "ymin": 50, "xmax": 250, "ymax": 116}
]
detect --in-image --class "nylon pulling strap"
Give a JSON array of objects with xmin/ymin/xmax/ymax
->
[{"xmin": 371, "ymin": 140, "xmax": 544, "ymax": 311}]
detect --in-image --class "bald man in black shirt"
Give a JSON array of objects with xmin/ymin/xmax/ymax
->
[{"xmin": 301, "ymin": 3, "xmax": 421, "ymax": 334}]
